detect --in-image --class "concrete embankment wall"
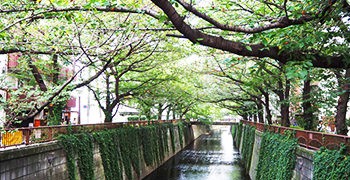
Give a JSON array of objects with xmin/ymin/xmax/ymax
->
[
  {"xmin": 235, "ymin": 126, "xmax": 315, "ymax": 180},
  {"xmin": 0, "ymin": 124, "xmax": 208, "ymax": 180}
]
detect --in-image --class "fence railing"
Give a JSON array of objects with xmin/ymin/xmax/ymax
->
[
  {"xmin": 241, "ymin": 120, "xmax": 350, "ymax": 152},
  {"xmin": 0, "ymin": 120, "xmax": 179, "ymax": 148}
]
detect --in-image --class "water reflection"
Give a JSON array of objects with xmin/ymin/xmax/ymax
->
[{"xmin": 143, "ymin": 126, "xmax": 250, "ymax": 180}]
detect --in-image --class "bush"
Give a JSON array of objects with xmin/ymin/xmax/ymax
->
[
  {"xmin": 127, "ymin": 116, "xmax": 139, "ymax": 121},
  {"xmin": 127, "ymin": 115, "xmax": 148, "ymax": 121}
]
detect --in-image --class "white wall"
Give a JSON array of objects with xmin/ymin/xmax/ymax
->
[
  {"xmin": 71, "ymin": 87, "xmax": 105, "ymax": 124},
  {"xmin": 0, "ymin": 54, "xmax": 7, "ymax": 127}
]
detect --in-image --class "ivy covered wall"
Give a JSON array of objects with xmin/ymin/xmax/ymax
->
[
  {"xmin": 232, "ymin": 123, "xmax": 350, "ymax": 180},
  {"xmin": 313, "ymin": 146, "xmax": 350, "ymax": 180},
  {"xmin": 59, "ymin": 123, "xmax": 193, "ymax": 180},
  {"xmin": 232, "ymin": 123, "xmax": 256, "ymax": 172},
  {"xmin": 255, "ymin": 131, "xmax": 297, "ymax": 180},
  {"xmin": 232, "ymin": 124, "xmax": 298, "ymax": 179},
  {"xmin": 240, "ymin": 125, "xmax": 256, "ymax": 173}
]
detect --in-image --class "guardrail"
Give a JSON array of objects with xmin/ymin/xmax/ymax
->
[
  {"xmin": 0, "ymin": 120, "xmax": 179, "ymax": 148},
  {"xmin": 241, "ymin": 120, "xmax": 350, "ymax": 152}
]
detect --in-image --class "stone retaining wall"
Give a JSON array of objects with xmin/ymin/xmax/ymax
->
[
  {"xmin": 0, "ymin": 124, "xmax": 208, "ymax": 180},
  {"xmin": 236, "ymin": 128, "xmax": 315, "ymax": 180}
]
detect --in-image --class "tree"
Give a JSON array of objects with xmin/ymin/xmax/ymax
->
[
  {"xmin": 134, "ymin": 63, "xmax": 195, "ymax": 120},
  {"xmin": 1, "ymin": 0, "xmax": 350, "ymax": 134},
  {"xmin": 334, "ymin": 69, "xmax": 350, "ymax": 134},
  {"xmin": 0, "ymin": 1, "xmax": 160, "ymax": 125},
  {"xmin": 86, "ymin": 37, "xmax": 177, "ymax": 122},
  {"xmin": 149, "ymin": 0, "xmax": 350, "ymax": 133},
  {"xmin": 151, "ymin": 0, "xmax": 350, "ymax": 68}
]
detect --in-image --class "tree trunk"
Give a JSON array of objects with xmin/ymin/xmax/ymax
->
[
  {"xmin": 302, "ymin": 77, "xmax": 315, "ymax": 130},
  {"xmin": 104, "ymin": 75, "xmax": 111, "ymax": 123},
  {"xmin": 335, "ymin": 69, "xmax": 350, "ymax": 135},
  {"xmin": 52, "ymin": 54, "xmax": 59, "ymax": 84},
  {"xmin": 259, "ymin": 89, "xmax": 272, "ymax": 124},
  {"xmin": 104, "ymin": 110, "xmax": 113, "ymax": 123},
  {"xmin": 145, "ymin": 110, "xmax": 152, "ymax": 121},
  {"xmin": 48, "ymin": 55, "xmax": 60, "ymax": 125},
  {"xmin": 253, "ymin": 114, "xmax": 257, "ymax": 122},
  {"xmin": 28, "ymin": 60, "xmax": 47, "ymax": 92},
  {"xmin": 242, "ymin": 114, "xmax": 248, "ymax": 121},
  {"xmin": 256, "ymin": 97, "xmax": 264, "ymax": 123},
  {"xmin": 157, "ymin": 103, "xmax": 163, "ymax": 120},
  {"xmin": 277, "ymin": 79, "xmax": 290, "ymax": 127},
  {"xmin": 284, "ymin": 79, "xmax": 291, "ymax": 127},
  {"xmin": 281, "ymin": 104, "xmax": 290, "ymax": 126},
  {"xmin": 172, "ymin": 105, "xmax": 176, "ymax": 119}
]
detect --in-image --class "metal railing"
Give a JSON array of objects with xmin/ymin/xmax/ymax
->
[
  {"xmin": 241, "ymin": 120, "xmax": 350, "ymax": 152},
  {"xmin": 0, "ymin": 120, "xmax": 179, "ymax": 148}
]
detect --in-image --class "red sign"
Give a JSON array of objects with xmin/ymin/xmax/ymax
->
[
  {"xmin": 8, "ymin": 53, "xmax": 20, "ymax": 68},
  {"xmin": 67, "ymin": 97, "xmax": 76, "ymax": 108}
]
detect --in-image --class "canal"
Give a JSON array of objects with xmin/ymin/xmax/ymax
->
[{"xmin": 143, "ymin": 126, "xmax": 250, "ymax": 180}]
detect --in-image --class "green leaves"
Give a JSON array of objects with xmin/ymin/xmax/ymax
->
[
  {"xmin": 240, "ymin": 125, "xmax": 256, "ymax": 172},
  {"xmin": 60, "ymin": 124, "xmax": 176, "ymax": 180},
  {"xmin": 245, "ymin": 46, "xmax": 252, "ymax": 52},
  {"xmin": 313, "ymin": 145, "xmax": 350, "ymax": 180},
  {"xmin": 59, "ymin": 133, "xmax": 95, "ymax": 180},
  {"xmin": 256, "ymin": 131, "xmax": 298, "ymax": 180},
  {"xmin": 285, "ymin": 61, "xmax": 312, "ymax": 80},
  {"xmin": 50, "ymin": 0, "xmax": 70, "ymax": 6}
]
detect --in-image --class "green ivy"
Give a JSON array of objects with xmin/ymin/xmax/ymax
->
[
  {"xmin": 162, "ymin": 124, "xmax": 170, "ymax": 154},
  {"xmin": 182, "ymin": 122, "xmax": 192, "ymax": 145},
  {"xmin": 59, "ymin": 134, "xmax": 78, "ymax": 180},
  {"xmin": 93, "ymin": 130, "xmax": 123, "ymax": 180},
  {"xmin": 169, "ymin": 123, "xmax": 176, "ymax": 153},
  {"xmin": 240, "ymin": 125, "xmax": 255, "ymax": 172},
  {"xmin": 140, "ymin": 124, "xmax": 172, "ymax": 167},
  {"xmin": 118, "ymin": 127, "xmax": 141, "ymax": 180},
  {"xmin": 77, "ymin": 133, "xmax": 95, "ymax": 180},
  {"xmin": 59, "ymin": 133, "xmax": 94, "ymax": 180},
  {"xmin": 59, "ymin": 123, "xmax": 183, "ymax": 180},
  {"xmin": 158, "ymin": 124, "xmax": 169, "ymax": 160},
  {"xmin": 178, "ymin": 124, "xmax": 184, "ymax": 148},
  {"xmin": 313, "ymin": 145, "xmax": 350, "ymax": 180},
  {"xmin": 231, "ymin": 125, "xmax": 236, "ymax": 141},
  {"xmin": 256, "ymin": 131, "xmax": 297, "ymax": 180},
  {"xmin": 140, "ymin": 126, "xmax": 156, "ymax": 166},
  {"xmin": 47, "ymin": 100, "xmax": 66, "ymax": 125},
  {"xmin": 235, "ymin": 123, "xmax": 243, "ymax": 148}
]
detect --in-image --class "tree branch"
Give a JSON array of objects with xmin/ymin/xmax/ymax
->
[{"xmin": 152, "ymin": 0, "xmax": 347, "ymax": 68}]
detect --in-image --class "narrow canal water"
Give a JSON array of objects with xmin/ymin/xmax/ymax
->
[{"xmin": 143, "ymin": 126, "xmax": 250, "ymax": 180}]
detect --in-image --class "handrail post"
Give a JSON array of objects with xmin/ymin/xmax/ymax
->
[
  {"xmin": 48, "ymin": 127, "xmax": 53, "ymax": 141},
  {"xmin": 24, "ymin": 129, "xmax": 30, "ymax": 145}
]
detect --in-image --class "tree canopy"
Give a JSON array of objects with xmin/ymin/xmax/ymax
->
[{"xmin": 1, "ymin": 0, "xmax": 350, "ymax": 135}]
